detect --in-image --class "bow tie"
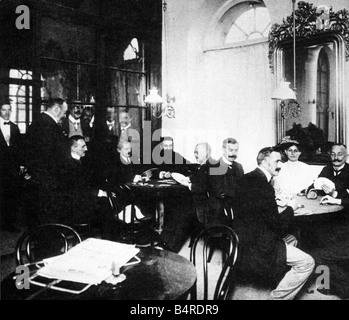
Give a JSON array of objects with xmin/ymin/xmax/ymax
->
[{"xmin": 3, "ymin": 121, "xmax": 10, "ymax": 125}]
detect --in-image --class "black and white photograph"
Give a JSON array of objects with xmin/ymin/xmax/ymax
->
[{"xmin": 0, "ymin": 0, "xmax": 349, "ymax": 303}]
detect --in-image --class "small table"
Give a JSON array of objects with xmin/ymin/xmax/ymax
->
[
  {"xmin": 293, "ymin": 195, "xmax": 345, "ymax": 250},
  {"xmin": 126, "ymin": 179, "xmax": 190, "ymax": 233},
  {"xmin": 294, "ymin": 195, "xmax": 344, "ymax": 216},
  {"xmin": 1, "ymin": 248, "xmax": 197, "ymax": 300}
]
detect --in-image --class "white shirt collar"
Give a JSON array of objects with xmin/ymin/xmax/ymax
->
[
  {"xmin": 71, "ymin": 152, "xmax": 80, "ymax": 160},
  {"xmin": 121, "ymin": 123, "xmax": 131, "ymax": 131},
  {"xmin": 106, "ymin": 120, "xmax": 115, "ymax": 125},
  {"xmin": 222, "ymin": 155, "xmax": 233, "ymax": 166},
  {"xmin": 257, "ymin": 166, "xmax": 272, "ymax": 182},
  {"xmin": 333, "ymin": 164, "xmax": 345, "ymax": 172},
  {"xmin": 121, "ymin": 155, "xmax": 130, "ymax": 163},
  {"xmin": 43, "ymin": 111, "xmax": 58, "ymax": 123},
  {"xmin": 0, "ymin": 117, "xmax": 10, "ymax": 126},
  {"xmin": 69, "ymin": 114, "xmax": 80, "ymax": 123}
]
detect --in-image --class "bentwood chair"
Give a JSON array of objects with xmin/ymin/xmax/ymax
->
[
  {"xmin": 107, "ymin": 183, "xmax": 157, "ymax": 246},
  {"xmin": 190, "ymin": 225, "xmax": 239, "ymax": 300},
  {"xmin": 15, "ymin": 224, "xmax": 82, "ymax": 266}
]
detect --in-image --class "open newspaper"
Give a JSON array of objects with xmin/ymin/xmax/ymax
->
[{"xmin": 36, "ymin": 238, "xmax": 140, "ymax": 285}]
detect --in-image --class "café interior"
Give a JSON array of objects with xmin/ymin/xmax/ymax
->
[{"xmin": 0, "ymin": 0, "xmax": 349, "ymax": 300}]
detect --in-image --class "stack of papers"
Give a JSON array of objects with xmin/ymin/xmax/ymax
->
[{"xmin": 36, "ymin": 238, "xmax": 139, "ymax": 284}]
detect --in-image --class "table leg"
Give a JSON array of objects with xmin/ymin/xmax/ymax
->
[{"xmin": 156, "ymin": 200, "xmax": 164, "ymax": 233}]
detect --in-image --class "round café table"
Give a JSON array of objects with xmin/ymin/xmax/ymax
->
[
  {"xmin": 293, "ymin": 195, "xmax": 346, "ymax": 250},
  {"xmin": 1, "ymin": 248, "xmax": 197, "ymax": 300},
  {"xmin": 294, "ymin": 195, "xmax": 344, "ymax": 216},
  {"xmin": 125, "ymin": 179, "xmax": 190, "ymax": 233}
]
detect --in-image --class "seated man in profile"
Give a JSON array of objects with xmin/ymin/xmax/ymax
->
[
  {"xmin": 105, "ymin": 139, "xmax": 143, "ymax": 185},
  {"xmin": 158, "ymin": 142, "xmax": 216, "ymax": 252},
  {"xmin": 234, "ymin": 147, "xmax": 314, "ymax": 300},
  {"xmin": 104, "ymin": 139, "xmax": 150, "ymax": 222},
  {"xmin": 53, "ymin": 135, "xmax": 116, "ymax": 239}
]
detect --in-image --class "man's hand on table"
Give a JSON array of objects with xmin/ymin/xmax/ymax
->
[
  {"xmin": 277, "ymin": 198, "xmax": 303, "ymax": 214},
  {"xmin": 320, "ymin": 195, "xmax": 342, "ymax": 205},
  {"xmin": 159, "ymin": 171, "xmax": 172, "ymax": 179}
]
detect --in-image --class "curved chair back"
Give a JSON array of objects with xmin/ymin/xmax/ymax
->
[
  {"xmin": 15, "ymin": 224, "xmax": 82, "ymax": 266},
  {"xmin": 107, "ymin": 184, "xmax": 156, "ymax": 246},
  {"xmin": 190, "ymin": 225, "xmax": 239, "ymax": 300}
]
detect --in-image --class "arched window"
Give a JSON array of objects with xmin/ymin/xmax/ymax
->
[
  {"xmin": 123, "ymin": 38, "xmax": 139, "ymax": 61},
  {"xmin": 8, "ymin": 69, "xmax": 45, "ymax": 133},
  {"xmin": 316, "ymin": 49, "xmax": 330, "ymax": 139},
  {"xmin": 225, "ymin": 2, "xmax": 271, "ymax": 45}
]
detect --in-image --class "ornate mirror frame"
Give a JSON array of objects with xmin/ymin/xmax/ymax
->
[{"xmin": 269, "ymin": 1, "xmax": 349, "ymax": 163}]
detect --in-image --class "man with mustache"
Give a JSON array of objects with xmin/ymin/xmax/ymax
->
[
  {"xmin": 209, "ymin": 138, "xmax": 244, "ymax": 221},
  {"xmin": 307, "ymin": 144, "xmax": 349, "ymax": 206},
  {"xmin": 301, "ymin": 144, "xmax": 349, "ymax": 298},
  {"xmin": 61, "ymin": 101, "xmax": 90, "ymax": 139},
  {"xmin": 234, "ymin": 147, "xmax": 314, "ymax": 300},
  {"xmin": 119, "ymin": 110, "xmax": 140, "ymax": 164}
]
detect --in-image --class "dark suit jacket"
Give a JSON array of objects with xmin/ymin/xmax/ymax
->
[
  {"xmin": 0, "ymin": 121, "xmax": 24, "ymax": 171},
  {"xmin": 148, "ymin": 149, "xmax": 193, "ymax": 178},
  {"xmin": 234, "ymin": 167, "xmax": 295, "ymax": 283},
  {"xmin": 208, "ymin": 158, "xmax": 244, "ymax": 220},
  {"xmin": 60, "ymin": 116, "xmax": 91, "ymax": 139},
  {"xmin": 105, "ymin": 154, "xmax": 140, "ymax": 188},
  {"xmin": 319, "ymin": 163, "xmax": 349, "ymax": 207},
  {"xmin": 209, "ymin": 158, "xmax": 244, "ymax": 198},
  {"xmin": 0, "ymin": 121, "xmax": 24, "ymax": 188},
  {"xmin": 190, "ymin": 158, "xmax": 228, "ymax": 226},
  {"xmin": 42, "ymin": 154, "xmax": 99, "ymax": 224},
  {"xmin": 25, "ymin": 112, "xmax": 67, "ymax": 185}
]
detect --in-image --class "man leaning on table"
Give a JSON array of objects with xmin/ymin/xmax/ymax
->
[
  {"xmin": 306, "ymin": 144, "xmax": 349, "ymax": 207},
  {"xmin": 234, "ymin": 147, "xmax": 315, "ymax": 300}
]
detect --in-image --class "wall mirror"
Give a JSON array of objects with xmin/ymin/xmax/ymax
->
[{"xmin": 269, "ymin": 1, "xmax": 349, "ymax": 164}]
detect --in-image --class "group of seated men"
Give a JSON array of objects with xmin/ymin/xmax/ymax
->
[{"xmin": 1, "ymin": 96, "xmax": 349, "ymax": 299}]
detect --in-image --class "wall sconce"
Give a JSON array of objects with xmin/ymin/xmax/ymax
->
[
  {"xmin": 271, "ymin": 81, "xmax": 300, "ymax": 119},
  {"xmin": 144, "ymin": 88, "xmax": 175, "ymax": 118}
]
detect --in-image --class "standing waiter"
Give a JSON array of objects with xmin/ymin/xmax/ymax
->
[
  {"xmin": 24, "ymin": 98, "xmax": 68, "ymax": 226},
  {"xmin": 0, "ymin": 98, "xmax": 25, "ymax": 232}
]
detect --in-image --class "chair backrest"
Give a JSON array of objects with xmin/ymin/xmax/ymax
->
[
  {"xmin": 15, "ymin": 224, "xmax": 82, "ymax": 266},
  {"xmin": 107, "ymin": 184, "xmax": 155, "ymax": 246},
  {"xmin": 190, "ymin": 224, "xmax": 239, "ymax": 300}
]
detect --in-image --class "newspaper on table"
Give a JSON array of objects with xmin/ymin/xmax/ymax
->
[{"xmin": 36, "ymin": 238, "xmax": 140, "ymax": 284}]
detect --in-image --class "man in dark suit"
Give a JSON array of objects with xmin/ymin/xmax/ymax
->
[
  {"xmin": 307, "ymin": 144, "xmax": 349, "ymax": 206},
  {"xmin": 60, "ymin": 101, "xmax": 90, "ymax": 139},
  {"xmin": 105, "ymin": 139, "xmax": 142, "ymax": 186},
  {"xmin": 0, "ymin": 100, "xmax": 25, "ymax": 232},
  {"xmin": 209, "ymin": 138, "xmax": 244, "ymax": 220},
  {"xmin": 234, "ymin": 147, "xmax": 314, "ymax": 300},
  {"xmin": 94, "ymin": 106, "xmax": 119, "ymax": 142},
  {"xmin": 301, "ymin": 144, "xmax": 349, "ymax": 298},
  {"xmin": 149, "ymin": 136, "xmax": 193, "ymax": 179},
  {"xmin": 24, "ymin": 98, "xmax": 68, "ymax": 226},
  {"xmin": 52, "ymin": 135, "xmax": 116, "ymax": 239},
  {"xmin": 119, "ymin": 110, "xmax": 140, "ymax": 164}
]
